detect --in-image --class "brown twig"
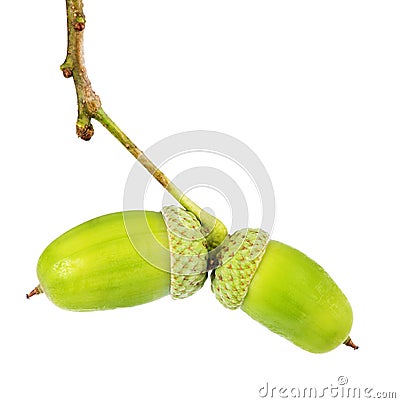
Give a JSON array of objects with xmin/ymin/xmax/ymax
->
[{"xmin": 59, "ymin": 0, "xmax": 227, "ymax": 249}]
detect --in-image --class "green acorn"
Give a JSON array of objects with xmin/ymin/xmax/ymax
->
[
  {"xmin": 28, "ymin": 209, "xmax": 357, "ymax": 354},
  {"xmin": 211, "ymin": 229, "xmax": 356, "ymax": 354},
  {"xmin": 27, "ymin": 206, "xmax": 209, "ymax": 311}
]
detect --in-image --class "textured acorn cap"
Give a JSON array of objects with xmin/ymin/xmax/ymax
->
[
  {"xmin": 211, "ymin": 228, "xmax": 269, "ymax": 309},
  {"xmin": 162, "ymin": 206, "xmax": 209, "ymax": 299}
]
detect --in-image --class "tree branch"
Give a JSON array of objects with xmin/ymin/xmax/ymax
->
[
  {"xmin": 60, "ymin": 0, "xmax": 100, "ymax": 140},
  {"xmin": 59, "ymin": 0, "xmax": 227, "ymax": 249}
]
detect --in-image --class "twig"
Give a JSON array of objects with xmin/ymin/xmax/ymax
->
[{"xmin": 59, "ymin": 0, "xmax": 227, "ymax": 249}]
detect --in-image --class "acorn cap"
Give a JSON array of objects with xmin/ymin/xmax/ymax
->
[
  {"xmin": 162, "ymin": 206, "xmax": 209, "ymax": 299},
  {"xmin": 211, "ymin": 228, "xmax": 269, "ymax": 309}
]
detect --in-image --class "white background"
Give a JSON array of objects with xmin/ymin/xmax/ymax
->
[{"xmin": 1, "ymin": 1, "xmax": 399, "ymax": 402}]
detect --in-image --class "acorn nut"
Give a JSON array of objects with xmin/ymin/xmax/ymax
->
[
  {"xmin": 28, "ymin": 209, "xmax": 357, "ymax": 354},
  {"xmin": 211, "ymin": 229, "xmax": 355, "ymax": 354},
  {"xmin": 30, "ymin": 206, "xmax": 208, "ymax": 311}
]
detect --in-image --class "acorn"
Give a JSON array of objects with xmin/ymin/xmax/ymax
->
[
  {"xmin": 27, "ymin": 208, "xmax": 357, "ymax": 354},
  {"xmin": 27, "ymin": 206, "xmax": 210, "ymax": 311},
  {"xmin": 211, "ymin": 229, "xmax": 356, "ymax": 354}
]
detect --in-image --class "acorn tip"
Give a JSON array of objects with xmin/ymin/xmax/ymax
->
[
  {"xmin": 344, "ymin": 337, "xmax": 359, "ymax": 350},
  {"xmin": 26, "ymin": 285, "xmax": 43, "ymax": 299}
]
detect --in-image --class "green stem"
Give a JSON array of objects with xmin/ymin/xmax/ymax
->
[
  {"xmin": 95, "ymin": 108, "xmax": 226, "ymax": 248},
  {"xmin": 60, "ymin": 0, "xmax": 227, "ymax": 249}
]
